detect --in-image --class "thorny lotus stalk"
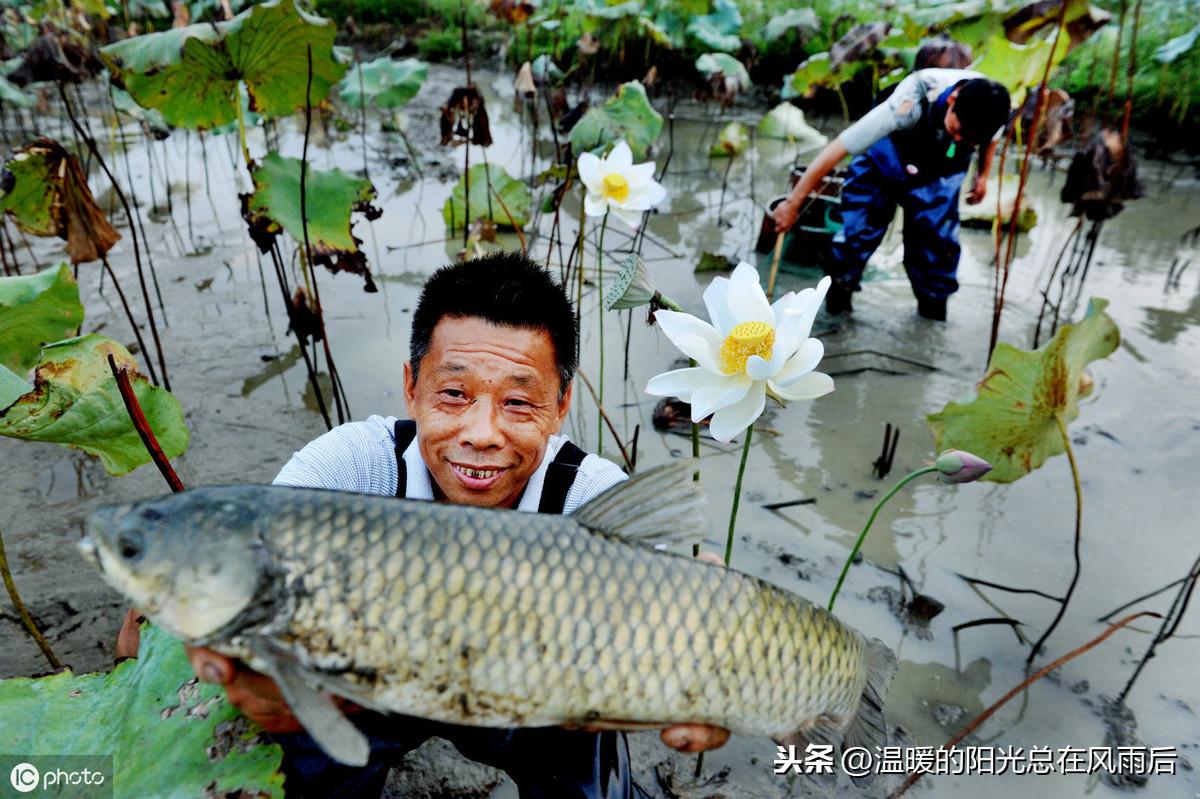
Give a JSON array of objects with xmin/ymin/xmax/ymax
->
[
  {"xmin": 724, "ymin": 425, "xmax": 754, "ymax": 567},
  {"xmin": 828, "ymin": 466, "xmax": 937, "ymax": 612}
]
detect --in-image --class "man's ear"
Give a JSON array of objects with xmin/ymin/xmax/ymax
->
[
  {"xmin": 403, "ymin": 361, "xmax": 417, "ymax": 416},
  {"xmin": 554, "ymin": 380, "xmax": 574, "ymax": 431}
]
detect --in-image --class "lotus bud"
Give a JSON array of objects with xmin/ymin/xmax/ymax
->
[
  {"xmin": 934, "ymin": 449, "xmax": 993, "ymax": 483},
  {"xmin": 514, "ymin": 62, "xmax": 535, "ymax": 97},
  {"xmin": 605, "ymin": 254, "xmax": 658, "ymax": 311}
]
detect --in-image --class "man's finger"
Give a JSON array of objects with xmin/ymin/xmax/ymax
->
[
  {"xmin": 695, "ymin": 551, "xmax": 725, "ymax": 567},
  {"xmin": 661, "ymin": 724, "xmax": 731, "ymax": 753},
  {"xmin": 187, "ymin": 646, "xmax": 235, "ymax": 686}
]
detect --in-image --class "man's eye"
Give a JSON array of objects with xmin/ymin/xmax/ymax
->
[
  {"xmin": 505, "ymin": 399, "xmax": 531, "ymax": 408},
  {"xmin": 440, "ymin": 389, "xmax": 468, "ymax": 402}
]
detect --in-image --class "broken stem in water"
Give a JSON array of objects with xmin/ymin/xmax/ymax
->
[
  {"xmin": 0, "ymin": 526, "xmax": 61, "ymax": 670},
  {"xmin": 596, "ymin": 211, "xmax": 608, "ymax": 450},
  {"xmin": 829, "ymin": 466, "xmax": 937, "ymax": 612},
  {"xmin": 889, "ymin": 611, "xmax": 1159, "ymax": 798}
]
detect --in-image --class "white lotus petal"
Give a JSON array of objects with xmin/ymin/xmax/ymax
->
[
  {"xmin": 583, "ymin": 192, "xmax": 608, "ymax": 218},
  {"xmin": 621, "ymin": 180, "xmax": 667, "ymax": 211},
  {"xmin": 787, "ymin": 276, "xmax": 832, "ymax": 342},
  {"xmin": 725, "ymin": 262, "xmax": 773, "ymax": 325},
  {"xmin": 745, "ymin": 353, "xmax": 783, "ymax": 382},
  {"xmin": 708, "ymin": 380, "xmax": 766, "ymax": 443},
  {"xmin": 773, "ymin": 338, "xmax": 824, "ymax": 386},
  {"xmin": 644, "ymin": 367, "xmax": 722, "ymax": 399},
  {"xmin": 577, "ymin": 151, "xmax": 602, "ymax": 192},
  {"xmin": 608, "ymin": 140, "xmax": 634, "ymax": 170},
  {"xmin": 769, "ymin": 371, "xmax": 834, "ymax": 401},
  {"xmin": 612, "ymin": 205, "xmax": 645, "ymax": 229},
  {"xmin": 770, "ymin": 290, "xmax": 799, "ymax": 325},
  {"xmin": 653, "ymin": 310, "xmax": 723, "ymax": 373},
  {"xmin": 690, "ymin": 374, "xmax": 752, "ymax": 420},
  {"xmin": 627, "ymin": 161, "xmax": 657, "ymax": 184},
  {"xmin": 702, "ymin": 276, "xmax": 736, "ymax": 336}
]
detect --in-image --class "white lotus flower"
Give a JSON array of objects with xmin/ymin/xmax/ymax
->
[
  {"xmin": 645, "ymin": 263, "xmax": 834, "ymax": 442},
  {"xmin": 577, "ymin": 140, "xmax": 666, "ymax": 229}
]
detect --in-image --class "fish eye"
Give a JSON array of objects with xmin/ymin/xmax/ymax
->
[
  {"xmin": 117, "ymin": 530, "xmax": 144, "ymax": 561},
  {"xmin": 140, "ymin": 507, "xmax": 166, "ymax": 522}
]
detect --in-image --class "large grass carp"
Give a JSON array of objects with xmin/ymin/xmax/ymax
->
[{"xmin": 79, "ymin": 462, "xmax": 894, "ymax": 766}]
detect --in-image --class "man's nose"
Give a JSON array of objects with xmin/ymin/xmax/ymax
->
[{"xmin": 460, "ymin": 399, "xmax": 504, "ymax": 449}]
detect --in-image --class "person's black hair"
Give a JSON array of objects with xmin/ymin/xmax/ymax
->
[
  {"xmin": 409, "ymin": 251, "xmax": 578, "ymax": 397},
  {"xmin": 954, "ymin": 78, "xmax": 1012, "ymax": 146}
]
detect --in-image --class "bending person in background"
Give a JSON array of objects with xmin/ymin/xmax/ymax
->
[{"xmin": 773, "ymin": 69, "xmax": 1011, "ymax": 321}]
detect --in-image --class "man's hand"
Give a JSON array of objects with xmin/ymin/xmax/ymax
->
[
  {"xmin": 966, "ymin": 173, "xmax": 988, "ymax": 205},
  {"xmin": 771, "ymin": 198, "xmax": 801, "ymax": 234},
  {"xmin": 187, "ymin": 646, "xmax": 307, "ymax": 733}
]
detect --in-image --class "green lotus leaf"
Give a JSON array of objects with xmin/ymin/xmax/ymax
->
[
  {"xmin": 110, "ymin": 85, "xmax": 171, "ymax": 137},
  {"xmin": 100, "ymin": 0, "xmax": 346, "ymax": 131},
  {"xmin": 782, "ymin": 52, "xmax": 858, "ymax": 99},
  {"xmin": 572, "ymin": 0, "xmax": 641, "ymax": 19},
  {"xmin": 0, "ymin": 140, "xmax": 121, "ymax": 264},
  {"xmin": 764, "ymin": 7, "xmax": 819, "ymax": 42},
  {"xmin": 338, "ymin": 57, "xmax": 427, "ymax": 110},
  {"xmin": 0, "ymin": 264, "xmax": 84, "ymax": 373},
  {"xmin": 686, "ymin": 0, "xmax": 742, "ymax": 52},
  {"xmin": 973, "ymin": 29, "xmax": 1072, "ymax": 97},
  {"xmin": 0, "ymin": 365, "xmax": 32, "ymax": 409},
  {"xmin": 244, "ymin": 152, "xmax": 378, "ymax": 280},
  {"xmin": 1003, "ymin": 0, "xmax": 1111, "ymax": 48},
  {"xmin": 569, "ymin": 80, "xmax": 663, "ymax": 160},
  {"xmin": 695, "ymin": 52, "xmax": 750, "ymax": 91},
  {"xmin": 0, "ymin": 73, "xmax": 33, "ymax": 107},
  {"xmin": 709, "ymin": 121, "xmax": 748, "ymax": 157},
  {"xmin": 757, "ymin": 102, "xmax": 828, "ymax": 148},
  {"xmin": 0, "ymin": 334, "xmax": 189, "ymax": 476},
  {"xmin": 442, "ymin": 163, "xmax": 531, "ymax": 230},
  {"xmin": 0, "ymin": 624, "xmax": 284, "ymax": 798},
  {"xmin": 926, "ymin": 298, "xmax": 1119, "ymax": 483},
  {"xmin": 1154, "ymin": 22, "xmax": 1200, "ymax": 64}
]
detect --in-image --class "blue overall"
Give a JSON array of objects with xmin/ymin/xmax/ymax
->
[
  {"xmin": 269, "ymin": 420, "xmax": 646, "ymax": 799},
  {"xmin": 828, "ymin": 86, "xmax": 974, "ymax": 304}
]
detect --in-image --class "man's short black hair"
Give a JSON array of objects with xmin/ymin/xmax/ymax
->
[
  {"xmin": 954, "ymin": 78, "xmax": 1012, "ymax": 146},
  {"xmin": 409, "ymin": 251, "xmax": 578, "ymax": 397}
]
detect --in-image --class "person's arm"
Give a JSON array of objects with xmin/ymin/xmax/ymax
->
[
  {"xmin": 771, "ymin": 138, "xmax": 849, "ymax": 233},
  {"xmin": 966, "ymin": 139, "xmax": 998, "ymax": 205}
]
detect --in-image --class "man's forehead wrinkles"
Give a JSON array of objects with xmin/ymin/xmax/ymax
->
[{"xmin": 440, "ymin": 341, "xmax": 541, "ymax": 368}]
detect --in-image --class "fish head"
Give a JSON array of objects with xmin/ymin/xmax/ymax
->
[{"xmin": 80, "ymin": 487, "xmax": 270, "ymax": 644}]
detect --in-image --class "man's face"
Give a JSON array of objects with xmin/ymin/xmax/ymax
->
[
  {"xmin": 403, "ymin": 316, "xmax": 572, "ymax": 509},
  {"xmin": 944, "ymin": 90, "xmax": 965, "ymax": 142}
]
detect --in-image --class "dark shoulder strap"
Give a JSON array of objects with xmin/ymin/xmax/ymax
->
[
  {"xmin": 537, "ymin": 441, "xmax": 588, "ymax": 514},
  {"xmin": 393, "ymin": 419, "xmax": 417, "ymax": 498}
]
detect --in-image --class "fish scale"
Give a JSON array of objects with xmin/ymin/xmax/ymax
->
[{"xmin": 81, "ymin": 462, "xmax": 894, "ymax": 766}]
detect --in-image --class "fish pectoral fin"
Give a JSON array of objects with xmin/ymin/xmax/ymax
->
[
  {"xmin": 574, "ymin": 460, "xmax": 706, "ymax": 543},
  {"xmin": 773, "ymin": 713, "xmax": 844, "ymax": 751},
  {"xmin": 259, "ymin": 649, "xmax": 370, "ymax": 767},
  {"xmin": 563, "ymin": 718, "xmax": 672, "ymax": 732}
]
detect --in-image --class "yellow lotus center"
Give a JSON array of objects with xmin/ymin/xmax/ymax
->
[
  {"xmin": 601, "ymin": 173, "xmax": 630, "ymax": 203},
  {"xmin": 720, "ymin": 321, "xmax": 775, "ymax": 375}
]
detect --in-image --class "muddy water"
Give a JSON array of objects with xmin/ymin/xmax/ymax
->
[{"xmin": 1, "ymin": 65, "xmax": 1197, "ymax": 798}]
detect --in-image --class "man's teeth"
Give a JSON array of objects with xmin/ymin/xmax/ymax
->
[{"xmin": 456, "ymin": 465, "xmax": 500, "ymax": 479}]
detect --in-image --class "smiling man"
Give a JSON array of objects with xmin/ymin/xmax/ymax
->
[{"xmin": 177, "ymin": 251, "xmax": 727, "ymax": 798}]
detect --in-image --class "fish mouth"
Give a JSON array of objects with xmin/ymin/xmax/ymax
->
[
  {"xmin": 449, "ymin": 462, "xmax": 509, "ymax": 490},
  {"xmin": 77, "ymin": 535, "xmax": 101, "ymax": 570}
]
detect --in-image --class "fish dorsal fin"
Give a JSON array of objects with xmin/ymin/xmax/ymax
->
[
  {"xmin": 257, "ymin": 643, "xmax": 370, "ymax": 767},
  {"xmin": 573, "ymin": 460, "xmax": 706, "ymax": 542}
]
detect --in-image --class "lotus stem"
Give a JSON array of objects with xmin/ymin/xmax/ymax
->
[
  {"xmin": 689, "ymin": 358, "xmax": 700, "ymax": 483},
  {"xmin": 828, "ymin": 466, "xmax": 937, "ymax": 612},
  {"xmin": 0, "ymin": 526, "xmax": 60, "ymax": 670},
  {"xmin": 234, "ymin": 84, "xmax": 251, "ymax": 167},
  {"xmin": 1027, "ymin": 414, "xmax": 1083, "ymax": 665},
  {"xmin": 107, "ymin": 354, "xmax": 185, "ymax": 494},
  {"xmin": 724, "ymin": 425, "xmax": 754, "ymax": 567},
  {"xmin": 596, "ymin": 211, "xmax": 608, "ymax": 450}
]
